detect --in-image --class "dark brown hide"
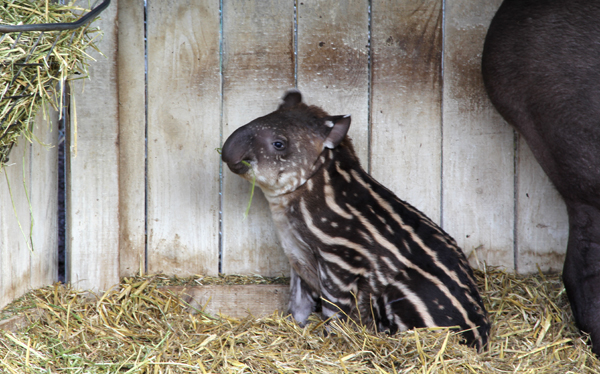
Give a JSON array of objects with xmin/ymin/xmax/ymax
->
[{"xmin": 482, "ymin": 0, "xmax": 600, "ymax": 355}]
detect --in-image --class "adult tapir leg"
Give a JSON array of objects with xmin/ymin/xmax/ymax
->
[
  {"xmin": 482, "ymin": 0, "xmax": 600, "ymax": 354},
  {"xmin": 563, "ymin": 203, "xmax": 600, "ymax": 355}
]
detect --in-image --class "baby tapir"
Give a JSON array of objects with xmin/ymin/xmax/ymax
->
[{"xmin": 221, "ymin": 91, "xmax": 490, "ymax": 350}]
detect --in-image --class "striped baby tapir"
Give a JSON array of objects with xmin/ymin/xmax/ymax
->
[{"xmin": 221, "ymin": 90, "xmax": 490, "ymax": 350}]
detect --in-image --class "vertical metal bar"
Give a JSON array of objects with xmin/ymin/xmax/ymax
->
[
  {"xmin": 440, "ymin": 0, "xmax": 446, "ymax": 228},
  {"xmin": 367, "ymin": 0, "xmax": 372, "ymax": 174},
  {"xmin": 144, "ymin": 0, "xmax": 149, "ymax": 274},
  {"xmin": 218, "ymin": 0, "xmax": 225, "ymax": 274}
]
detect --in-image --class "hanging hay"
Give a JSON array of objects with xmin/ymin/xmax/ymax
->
[
  {"xmin": 0, "ymin": 0, "xmax": 102, "ymax": 168},
  {"xmin": 1, "ymin": 268, "xmax": 599, "ymax": 373}
]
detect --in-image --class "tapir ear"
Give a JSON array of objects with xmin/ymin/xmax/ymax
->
[
  {"xmin": 279, "ymin": 89, "xmax": 303, "ymax": 109},
  {"xmin": 323, "ymin": 115, "xmax": 351, "ymax": 149}
]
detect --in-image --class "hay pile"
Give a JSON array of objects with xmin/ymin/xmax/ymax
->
[
  {"xmin": 0, "ymin": 0, "xmax": 101, "ymax": 167},
  {"xmin": 1, "ymin": 268, "xmax": 599, "ymax": 373}
]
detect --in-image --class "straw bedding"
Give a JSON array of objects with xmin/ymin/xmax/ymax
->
[{"xmin": 1, "ymin": 267, "xmax": 598, "ymax": 373}]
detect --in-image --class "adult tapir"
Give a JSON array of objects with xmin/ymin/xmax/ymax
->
[{"xmin": 482, "ymin": 0, "xmax": 600, "ymax": 355}]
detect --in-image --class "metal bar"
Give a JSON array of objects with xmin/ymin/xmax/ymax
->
[
  {"xmin": 45, "ymin": 32, "xmax": 63, "ymax": 62},
  {"xmin": 0, "ymin": 0, "xmax": 110, "ymax": 33},
  {"xmin": 24, "ymin": 32, "xmax": 45, "ymax": 64},
  {"xmin": 11, "ymin": 32, "xmax": 23, "ymax": 48},
  {"xmin": 2, "ymin": 95, "xmax": 34, "ymax": 100}
]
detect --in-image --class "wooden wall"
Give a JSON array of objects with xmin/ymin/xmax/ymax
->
[
  {"xmin": 1, "ymin": 0, "xmax": 570, "ymax": 309},
  {"xmin": 0, "ymin": 108, "xmax": 58, "ymax": 310}
]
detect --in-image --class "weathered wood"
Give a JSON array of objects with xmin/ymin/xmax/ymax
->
[
  {"xmin": 30, "ymin": 108, "xmax": 59, "ymax": 289},
  {"xmin": 0, "ymin": 139, "xmax": 32, "ymax": 310},
  {"xmin": 67, "ymin": 1, "xmax": 120, "ymax": 290},
  {"xmin": 162, "ymin": 285, "xmax": 289, "ymax": 319},
  {"xmin": 0, "ymin": 0, "xmax": 580, "ymax": 314},
  {"xmin": 442, "ymin": 0, "xmax": 514, "ymax": 270},
  {"xmin": 0, "ymin": 314, "xmax": 30, "ymax": 333},
  {"xmin": 221, "ymin": 0, "xmax": 295, "ymax": 276},
  {"xmin": 516, "ymin": 137, "xmax": 568, "ymax": 273},
  {"xmin": 370, "ymin": 0, "xmax": 443, "ymax": 222},
  {"xmin": 117, "ymin": 0, "xmax": 146, "ymax": 277},
  {"xmin": 146, "ymin": 0, "xmax": 221, "ymax": 276},
  {"xmin": 0, "ymin": 309, "xmax": 44, "ymax": 333},
  {"xmin": 297, "ymin": 0, "xmax": 370, "ymax": 163},
  {"xmin": 0, "ymin": 106, "xmax": 58, "ymax": 309}
]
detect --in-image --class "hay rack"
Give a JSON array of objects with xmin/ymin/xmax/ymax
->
[{"xmin": 0, "ymin": 0, "xmax": 110, "ymax": 166}]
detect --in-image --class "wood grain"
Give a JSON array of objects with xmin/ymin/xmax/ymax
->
[
  {"xmin": 30, "ymin": 108, "xmax": 59, "ymax": 290},
  {"xmin": 0, "ymin": 137, "xmax": 32, "ymax": 309},
  {"xmin": 221, "ymin": 0, "xmax": 295, "ymax": 276},
  {"xmin": 117, "ymin": 0, "xmax": 146, "ymax": 277},
  {"xmin": 442, "ymin": 0, "xmax": 515, "ymax": 270},
  {"xmin": 0, "ymin": 107, "xmax": 58, "ymax": 309},
  {"xmin": 1, "ymin": 0, "xmax": 580, "ymax": 312},
  {"xmin": 0, "ymin": 309, "xmax": 44, "ymax": 333},
  {"xmin": 146, "ymin": 0, "xmax": 221, "ymax": 276},
  {"xmin": 515, "ymin": 136, "xmax": 568, "ymax": 273},
  {"xmin": 370, "ymin": 0, "xmax": 443, "ymax": 222},
  {"xmin": 67, "ymin": 0, "xmax": 120, "ymax": 290},
  {"xmin": 161, "ymin": 285, "xmax": 289, "ymax": 319},
  {"xmin": 297, "ymin": 0, "xmax": 370, "ymax": 163}
]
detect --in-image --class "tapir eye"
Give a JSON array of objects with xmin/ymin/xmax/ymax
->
[{"xmin": 272, "ymin": 140, "xmax": 286, "ymax": 150}]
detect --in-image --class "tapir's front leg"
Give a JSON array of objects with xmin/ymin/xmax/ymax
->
[
  {"xmin": 562, "ymin": 203, "xmax": 600, "ymax": 355},
  {"xmin": 288, "ymin": 268, "xmax": 319, "ymax": 326}
]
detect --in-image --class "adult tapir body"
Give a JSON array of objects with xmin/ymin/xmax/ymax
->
[{"xmin": 482, "ymin": 0, "xmax": 600, "ymax": 354}]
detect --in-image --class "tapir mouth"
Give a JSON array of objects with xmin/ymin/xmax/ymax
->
[{"xmin": 226, "ymin": 160, "xmax": 251, "ymax": 175}]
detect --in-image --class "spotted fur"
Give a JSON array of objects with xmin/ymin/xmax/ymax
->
[{"xmin": 221, "ymin": 91, "xmax": 490, "ymax": 350}]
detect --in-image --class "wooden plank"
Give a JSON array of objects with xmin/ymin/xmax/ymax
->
[
  {"xmin": 296, "ymin": 0, "xmax": 370, "ymax": 163},
  {"xmin": 0, "ymin": 106, "xmax": 58, "ymax": 309},
  {"xmin": 221, "ymin": 0, "xmax": 295, "ymax": 275},
  {"xmin": 30, "ymin": 108, "xmax": 59, "ymax": 289},
  {"xmin": 516, "ymin": 137, "xmax": 568, "ymax": 273},
  {"xmin": 67, "ymin": 1, "xmax": 120, "ymax": 290},
  {"xmin": 161, "ymin": 285, "xmax": 289, "ymax": 319},
  {"xmin": 0, "ymin": 309, "xmax": 44, "ymax": 333},
  {"xmin": 0, "ymin": 138, "xmax": 32, "ymax": 309},
  {"xmin": 442, "ymin": 0, "xmax": 514, "ymax": 269},
  {"xmin": 370, "ymin": 0, "xmax": 443, "ymax": 222},
  {"xmin": 117, "ymin": 0, "xmax": 146, "ymax": 277},
  {"xmin": 146, "ymin": 0, "xmax": 221, "ymax": 276},
  {"xmin": 0, "ymin": 314, "xmax": 32, "ymax": 333}
]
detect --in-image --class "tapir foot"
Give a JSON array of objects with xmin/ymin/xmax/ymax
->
[
  {"xmin": 562, "ymin": 203, "xmax": 600, "ymax": 355},
  {"xmin": 288, "ymin": 269, "xmax": 319, "ymax": 326},
  {"xmin": 564, "ymin": 269, "xmax": 600, "ymax": 355}
]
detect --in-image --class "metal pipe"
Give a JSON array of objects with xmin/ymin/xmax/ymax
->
[{"xmin": 0, "ymin": 0, "xmax": 111, "ymax": 33}]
